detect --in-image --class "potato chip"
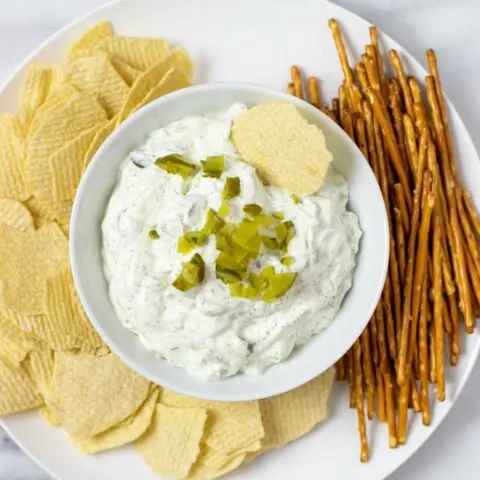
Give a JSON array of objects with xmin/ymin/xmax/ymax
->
[
  {"xmin": 63, "ymin": 55, "xmax": 129, "ymax": 118},
  {"xmin": 0, "ymin": 198, "xmax": 34, "ymax": 232},
  {"xmin": 49, "ymin": 125, "xmax": 103, "ymax": 202},
  {"xmin": 135, "ymin": 404, "xmax": 207, "ymax": 479},
  {"xmin": 116, "ymin": 53, "xmax": 190, "ymax": 123},
  {"xmin": 39, "ymin": 404, "xmax": 62, "ymax": 425},
  {"xmin": 0, "ymin": 221, "xmax": 68, "ymax": 315},
  {"xmin": 231, "ymin": 103, "xmax": 333, "ymax": 195},
  {"xmin": 28, "ymin": 83, "xmax": 79, "ymax": 138},
  {"xmin": 0, "ymin": 360, "xmax": 42, "ymax": 415},
  {"xmin": 67, "ymin": 21, "xmax": 113, "ymax": 60},
  {"xmin": 18, "ymin": 65, "xmax": 52, "ymax": 129},
  {"xmin": 160, "ymin": 389, "xmax": 263, "ymax": 457},
  {"xmin": 72, "ymin": 388, "xmax": 159, "ymax": 454},
  {"xmin": 23, "ymin": 349, "xmax": 55, "ymax": 398},
  {"xmin": 24, "ymin": 91, "xmax": 107, "ymax": 206},
  {"xmin": 12, "ymin": 269, "xmax": 102, "ymax": 351},
  {"xmin": 47, "ymin": 352, "xmax": 150, "ymax": 437},
  {"xmin": 82, "ymin": 116, "xmax": 117, "ymax": 173},
  {"xmin": 171, "ymin": 46, "xmax": 195, "ymax": 79},
  {"xmin": 131, "ymin": 67, "xmax": 191, "ymax": 115},
  {"xmin": 97, "ymin": 36, "xmax": 170, "ymax": 71},
  {"xmin": 188, "ymin": 448, "xmax": 247, "ymax": 480},
  {"xmin": 259, "ymin": 367, "xmax": 335, "ymax": 450},
  {"xmin": 109, "ymin": 56, "xmax": 141, "ymax": 86},
  {"xmin": 0, "ymin": 312, "xmax": 41, "ymax": 367},
  {"xmin": 0, "ymin": 114, "xmax": 28, "ymax": 201}
]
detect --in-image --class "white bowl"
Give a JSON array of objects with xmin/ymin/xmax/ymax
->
[{"xmin": 70, "ymin": 83, "xmax": 389, "ymax": 402}]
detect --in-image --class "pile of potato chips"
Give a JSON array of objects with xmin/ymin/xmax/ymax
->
[{"xmin": 0, "ymin": 21, "xmax": 335, "ymax": 479}]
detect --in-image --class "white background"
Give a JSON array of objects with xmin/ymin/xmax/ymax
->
[{"xmin": 0, "ymin": 1, "xmax": 479, "ymax": 479}]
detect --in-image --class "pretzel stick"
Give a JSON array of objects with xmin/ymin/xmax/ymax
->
[
  {"xmin": 355, "ymin": 116, "xmax": 369, "ymax": 159},
  {"xmin": 394, "ymin": 184, "xmax": 410, "ymax": 234},
  {"xmin": 355, "ymin": 63, "xmax": 369, "ymax": 91},
  {"xmin": 388, "ymin": 83, "xmax": 410, "ymax": 176},
  {"xmin": 332, "ymin": 97, "xmax": 340, "ymax": 122},
  {"xmin": 329, "ymin": 19, "xmax": 355, "ymax": 84},
  {"xmin": 394, "ymin": 207, "xmax": 407, "ymax": 283},
  {"xmin": 403, "ymin": 114, "xmax": 418, "ymax": 175},
  {"xmin": 337, "ymin": 357, "xmax": 346, "ymax": 381},
  {"xmin": 428, "ymin": 328, "xmax": 436, "ymax": 383},
  {"xmin": 383, "ymin": 368, "xmax": 398, "ymax": 447},
  {"xmin": 342, "ymin": 110, "xmax": 355, "ymax": 141},
  {"xmin": 307, "ymin": 76, "xmax": 321, "ymax": 108},
  {"xmin": 441, "ymin": 250, "xmax": 456, "ymax": 296},
  {"xmin": 446, "ymin": 289, "xmax": 460, "ymax": 357},
  {"xmin": 363, "ymin": 53, "xmax": 380, "ymax": 89},
  {"xmin": 353, "ymin": 340, "xmax": 369, "ymax": 462},
  {"xmin": 376, "ymin": 367, "xmax": 386, "ymax": 423},
  {"xmin": 462, "ymin": 190, "xmax": 480, "ymax": 237},
  {"xmin": 339, "ymin": 84, "xmax": 348, "ymax": 121},
  {"xmin": 365, "ymin": 87, "xmax": 412, "ymax": 212},
  {"xmin": 419, "ymin": 275, "xmax": 431, "ymax": 424},
  {"xmin": 369, "ymin": 315, "xmax": 379, "ymax": 367},
  {"xmin": 389, "ymin": 50, "xmax": 414, "ymax": 118},
  {"xmin": 457, "ymin": 198, "xmax": 480, "ymax": 279},
  {"xmin": 397, "ymin": 379, "xmax": 410, "ymax": 444},
  {"xmin": 287, "ymin": 83, "xmax": 296, "ymax": 96},
  {"xmin": 426, "ymin": 76, "xmax": 474, "ymax": 332},
  {"xmin": 361, "ymin": 329, "xmax": 375, "ymax": 420},
  {"xmin": 369, "ymin": 26, "xmax": 388, "ymax": 100},
  {"xmin": 433, "ymin": 197, "xmax": 445, "ymax": 401},
  {"xmin": 442, "ymin": 296, "xmax": 452, "ymax": 334},
  {"xmin": 347, "ymin": 348, "xmax": 355, "ymax": 408},
  {"xmin": 411, "ymin": 378, "xmax": 421, "ymax": 413},
  {"xmin": 290, "ymin": 66, "xmax": 304, "ymax": 99},
  {"xmin": 397, "ymin": 131, "xmax": 428, "ymax": 385},
  {"xmin": 465, "ymin": 244, "xmax": 480, "ymax": 308},
  {"xmin": 409, "ymin": 77, "xmax": 431, "ymax": 138}
]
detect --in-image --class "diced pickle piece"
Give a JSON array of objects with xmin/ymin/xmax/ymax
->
[
  {"xmin": 218, "ymin": 201, "xmax": 230, "ymax": 218},
  {"xmin": 261, "ymin": 272, "xmax": 297, "ymax": 303},
  {"xmin": 216, "ymin": 266, "xmax": 243, "ymax": 284},
  {"xmin": 272, "ymin": 211, "xmax": 285, "ymax": 220},
  {"xmin": 222, "ymin": 177, "xmax": 241, "ymax": 200},
  {"xmin": 275, "ymin": 220, "xmax": 296, "ymax": 251},
  {"xmin": 281, "ymin": 256, "xmax": 295, "ymax": 267},
  {"xmin": 149, "ymin": 229, "xmax": 160, "ymax": 240},
  {"xmin": 243, "ymin": 203, "xmax": 263, "ymax": 217},
  {"xmin": 201, "ymin": 155, "xmax": 225, "ymax": 178},
  {"xmin": 261, "ymin": 235, "xmax": 281, "ymax": 250},
  {"xmin": 203, "ymin": 209, "xmax": 225, "ymax": 235},
  {"xmin": 291, "ymin": 193, "xmax": 301, "ymax": 204},
  {"xmin": 154, "ymin": 153, "xmax": 197, "ymax": 179},
  {"xmin": 172, "ymin": 253, "xmax": 205, "ymax": 292}
]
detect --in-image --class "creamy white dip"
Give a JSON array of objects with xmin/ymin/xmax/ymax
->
[{"xmin": 102, "ymin": 103, "xmax": 361, "ymax": 380}]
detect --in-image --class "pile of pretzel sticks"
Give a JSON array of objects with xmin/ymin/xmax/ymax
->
[{"xmin": 288, "ymin": 19, "xmax": 480, "ymax": 462}]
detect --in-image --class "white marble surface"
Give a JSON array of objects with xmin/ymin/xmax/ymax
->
[{"xmin": 0, "ymin": 0, "xmax": 479, "ymax": 479}]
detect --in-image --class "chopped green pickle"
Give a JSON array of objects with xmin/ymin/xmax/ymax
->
[
  {"xmin": 261, "ymin": 235, "xmax": 281, "ymax": 250},
  {"xmin": 203, "ymin": 209, "xmax": 225, "ymax": 235},
  {"xmin": 148, "ymin": 229, "xmax": 160, "ymax": 240},
  {"xmin": 218, "ymin": 201, "xmax": 230, "ymax": 218},
  {"xmin": 281, "ymin": 256, "xmax": 295, "ymax": 267},
  {"xmin": 229, "ymin": 282, "xmax": 257, "ymax": 299},
  {"xmin": 201, "ymin": 155, "xmax": 225, "ymax": 178},
  {"xmin": 172, "ymin": 253, "xmax": 205, "ymax": 292},
  {"xmin": 243, "ymin": 203, "xmax": 263, "ymax": 217},
  {"xmin": 272, "ymin": 211, "xmax": 285, "ymax": 220},
  {"xmin": 275, "ymin": 220, "xmax": 296, "ymax": 251},
  {"xmin": 291, "ymin": 194, "xmax": 301, "ymax": 204},
  {"xmin": 261, "ymin": 272, "xmax": 297, "ymax": 303},
  {"xmin": 222, "ymin": 177, "xmax": 241, "ymax": 200},
  {"xmin": 253, "ymin": 214, "xmax": 276, "ymax": 227},
  {"xmin": 216, "ymin": 266, "xmax": 243, "ymax": 284},
  {"xmin": 154, "ymin": 153, "xmax": 197, "ymax": 179},
  {"xmin": 132, "ymin": 159, "xmax": 145, "ymax": 169}
]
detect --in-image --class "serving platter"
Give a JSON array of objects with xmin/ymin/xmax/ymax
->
[{"xmin": 1, "ymin": 0, "xmax": 479, "ymax": 479}]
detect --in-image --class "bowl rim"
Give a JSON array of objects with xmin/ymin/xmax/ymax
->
[{"xmin": 70, "ymin": 82, "xmax": 389, "ymax": 401}]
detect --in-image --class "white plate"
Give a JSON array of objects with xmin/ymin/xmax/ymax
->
[{"xmin": 1, "ymin": 0, "xmax": 479, "ymax": 479}]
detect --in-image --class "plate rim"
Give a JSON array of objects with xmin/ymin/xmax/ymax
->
[{"xmin": 1, "ymin": 0, "xmax": 479, "ymax": 479}]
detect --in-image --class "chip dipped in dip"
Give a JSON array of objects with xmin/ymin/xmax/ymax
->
[{"xmin": 101, "ymin": 103, "xmax": 361, "ymax": 380}]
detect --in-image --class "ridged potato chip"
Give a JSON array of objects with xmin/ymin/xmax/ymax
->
[
  {"xmin": 0, "ymin": 220, "xmax": 68, "ymax": 315},
  {"xmin": 23, "ymin": 349, "xmax": 55, "ymax": 398},
  {"xmin": 49, "ymin": 125, "xmax": 103, "ymax": 202},
  {"xmin": 136, "ymin": 404, "xmax": 207, "ymax": 479},
  {"xmin": 97, "ymin": 36, "xmax": 170, "ymax": 71},
  {"xmin": 0, "ymin": 312, "xmax": 41, "ymax": 367},
  {"xmin": 63, "ymin": 55, "xmax": 129, "ymax": 118},
  {"xmin": 82, "ymin": 116, "xmax": 117, "ymax": 173},
  {"xmin": 72, "ymin": 388, "xmax": 159, "ymax": 454},
  {"xmin": 109, "ymin": 56, "xmax": 141, "ymax": 86},
  {"xmin": 0, "ymin": 360, "xmax": 42, "ymax": 415},
  {"xmin": 0, "ymin": 114, "xmax": 28, "ymax": 201},
  {"xmin": 0, "ymin": 198, "xmax": 34, "ymax": 232},
  {"xmin": 259, "ymin": 367, "xmax": 335, "ymax": 450},
  {"xmin": 130, "ymin": 67, "xmax": 191, "ymax": 116},
  {"xmin": 25, "ymin": 91, "xmax": 107, "ymax": 207},
  {"xmin": 116, "ymin": 51, "xmax": 191, "ymax": 123},
  {"xmin": 48, "ymin": 352, "xmax": 150, "ymax": 437},
  {"xmin": 188, "ymin": 448, "xmax": 247, "ymax": 480},
  {"xmin": 18, "ymin": 65, "xmax": 52, "ymax": 129},
  {"xmin": 67, "ymin": 20, "xmax": 113, "ymax": 60},
  {"xmin": 231, "ymin": 103, "xmax": 333, "ymax": 195}
]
